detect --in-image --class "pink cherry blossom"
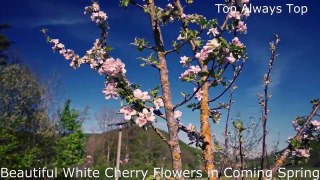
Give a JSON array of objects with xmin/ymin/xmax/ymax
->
[
  {"xmin": 294, "ymin": 148, "xmax": 310, "ymax": 158},
  {"xmin": 189, "ymin": 65, "xmax": 201, "ymax": 74},
  {"xmin": 224, "ymin": 53, "xmax": 236, "ymax": 63},
  {"xmin": 140, "ymin": 108, "xmax": 155, "ymax": 121},
  {"xmin": 84, "ymin": 2, "xmax": 108, "ymax": 25},
  {"xmin": 135, "ymin": 108, "xmax": 155, "ymax": 127},
  {"xmin": 203, "ymin": 39, "xmax": 220, "ymax": 52},
  {"xmin": 186, "ymin": 123, "xmax": 196, "ymax": 132},
  {"xmin": 311, "ymin": 120, "xmax": 320, "ymax": 130},
  {"xmin": 242, "ymin": 0, "xmax": 250, "ymax": 4},
  {"xmin": 92, "ymin": 2, "xmax": 100, "ymax": 11},
  {"xmin": 207, "ymin": 28, "xmax": 219, "ymax": 36},
  {"xmin": 242, "ymin": 8, "xmax": 250, "ymax": 18},
  {"xmin": 236, "ymin": 21, "xmax": 247, "ymax": 34},
  {"xmin": 135, "ymin": 117, "xmax": 148, "ymax": 127},
  {"xmin": 50, "ymin": 39, "xmax": 59, "ymax": 45},
  {"xmin": 232, "ymin": 37, "xmax": 244, "ymax": 48},
  {"xmin": 180, "ymin": 56, "xmax": 189, "ymax": 65},
  {"xmin": 102, "ymin": 82, "xmax": 118, "ymax": 99},
  {"xmin": 153, "ymin": 98, "xmax": 164, "ymax": 110},
  {"xmin": 174, "ymin": 110, "xmax": 182, "ymax": 119},
  {"xmin": 179, "ymin": 65, "xmax": 201, "ymax": 80},
  {"xmin": 99, "ymin": 57, "xmax": 126, "ymax": 77},
  {"xmin": 228, "ymin": 11, "xmax": 241, "ymax": 20},
  {"xmin": 133, "ymin": 89, "xmax": 151, "ymax": 101},
  {"xmin": 194, "ymin": 88, "xmax": 204, "ymax": 101},
  {"xmin": 120, "ymin": 106, "xmax": 137, "ymax": 120},
  {"xmin": 195, "ymin": 49, "xmax": 209, "ymax": 61}
]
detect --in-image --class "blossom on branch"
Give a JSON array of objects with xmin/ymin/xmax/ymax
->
[
  {"xmin": 194, "ymin": 88, "xmax": 204, "ymax": 101},
  {"xmin": 232, "ymin": 37, "xmax": 244, "ymax": 48},
  {"xmin": 236, "ymin": 21, "xmax": 248, "ymax": 34},
  {"xmin": 84, "ymin": 2, "xmax": 108, "ymax": 25},
  {"xmin": 135, "ymin": 108, "xmax": 155, "ymax": 127},
  {"xmin": 120, "ymin": 106, "xmax": 137, "ymax": 120},
  {"xmin": 133, "ymin": 89, "xmax": 151, "ymax": 101},
  {"xmin": 153, "ymin": 98, "xmax": 164, "ymax": 110},
  {"xmin": 224, "ymin": 53, "xmax": 236, "ymax": 63},
  {"xmin": 179, "ymin": 65, "xmax": 201, "ymax": 80},
  {"xmin": 174, "ymin": 110, "xmax": 183, "ymax": 119},
  {"xmin": 311, "ymin": 120, "xmax": 320, "ymax": 130},
  {"xmin": 102, "ymin": 82, "xmax": 118, "ymax": 99},
  {"xmin": 99, "ymin": 57, "xmax": 126, "ymax": 77}
]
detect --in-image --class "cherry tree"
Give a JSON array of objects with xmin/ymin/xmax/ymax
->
[{"xmin": 42, "ymin": 1, "xmax": 320, "ymax": 180}]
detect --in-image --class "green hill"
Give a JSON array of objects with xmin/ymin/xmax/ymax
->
[{"xmin": 84, "ymin": 126, "xmax": 203, "ymax": 178}]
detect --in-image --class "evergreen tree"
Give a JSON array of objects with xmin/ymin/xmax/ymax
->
[{"xmin": 54, "ymin": 99, "xmax": 85, "ymax": 168}]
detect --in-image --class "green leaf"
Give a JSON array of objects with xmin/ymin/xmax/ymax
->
[
  {"xmin": 210, "ymin": 80, "xmax": 218, "ymax": 87},
  {"xmin": 120, "ymin": 0, "xmax": 131, "ymax": 8},
  {"xmin": 198, "ymin": 71, "xmax": 208, "ymax": 77},
  {"xmin": 104, "ymin": 45, "xmax": 113, "ymax": 53},
  {"xmin": 221, "ymin": 81, "xmax": 227, "ymax": 87},
  {"xmin": 150, "ymin": 86, "xmax": 160, "ymax": 98}
]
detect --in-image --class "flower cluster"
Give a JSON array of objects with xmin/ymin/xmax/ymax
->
[
  {"xmin": 183, "ymin": 14, "xmax": 206, "ymax": 24},
  {"xmin": 311, "ymin": 120, "xmax": 320, "ymax": 130},
  {"xmin": 194, "ymin": 39, "xmax": 221, "ymax": 61},
  {"xmin": 49, "ymin": 36, "xmax": 127, "ymax": 100},
  {"xmin": 232, "ymin": 37, "xmax": 244, "ymax": 48},
  {"xmin": 292, "ymin": 148, "xmax": 310, "ymax": 158},
  {"xmin": 99, "ymin": 57, "xmax": 127, "ymax": 77},
  {"xmin": 133, "ymin": 89, "xmax": 151, "ymax": 101},
  {"xmin": 84, "ymin": 2, "xmax": 107, "ymax": 25},
  {"xmin": 236, "ymin": 21, "xmax": 248, "ymax": 34},
  {"xmin": 50, "ymin": 39, "xmax": 81, "ymax": 68},
  {"xmin": 224, "ymin": 52, "xmax": 236, "ymax": 63},
  {"xmin": 289, "ymin": 114, "xmax": 320, "ymax": 161},
  {"xmin": 179, "ymin": 56, "xmax": 190, "ymax": 66},
  {"xmin": 119, "ymin": 106, "xmax": 157, "ymax": 128},
  {"xmin": 179, "ymin": 65, "xmax": 201, "ymax": 80},
  {"xmin": 120, "ymin": 106, "xmax": 137, "ymax": 120},
  {"xmin": 153, "ymin": 98, "xmax": 164, "ymax": 110},
  {"xmin": 226, "ymin": 0, "xmax": 250, "ymax": 33},
  {"xmin": 102, "ymin": 82, "xmax": 118, "ymax": 99},
  {"xmin": 135, "ymin": 108, "xmax": 156, "ymax": 127}
]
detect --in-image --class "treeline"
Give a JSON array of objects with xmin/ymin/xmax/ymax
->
[{"xmin": 0, "ymin": 25, "xmax": 85, "ymax": 172}]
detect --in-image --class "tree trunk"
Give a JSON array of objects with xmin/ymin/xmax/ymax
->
[
  {"xmin": 147, "ymin": 0, "xmax": 183, "ymax": 179},
  {"xmin": 200, "ymin": 68, "xmax": 217, "ymax": 180}
]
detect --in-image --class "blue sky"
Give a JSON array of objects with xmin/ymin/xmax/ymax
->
[{"xmin": 1, "ymin": 0, "xmax": 319, "ymax": 150}]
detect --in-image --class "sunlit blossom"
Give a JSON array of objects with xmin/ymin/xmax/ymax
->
[{"xmin": 133, "ymin": 89, "xmax": 151, "ymax": 101}]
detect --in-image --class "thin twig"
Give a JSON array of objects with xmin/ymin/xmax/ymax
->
[
  {"xmin": 209, "ymin": 62, "xmax": 244, "ymax": 103},
  {"xmin": 259, "ymin": 35, "xmax": 280, "ymax": 173},
  {"xmin": 151, "ymin": 125, "xmax": 170, "ymax": 146}
]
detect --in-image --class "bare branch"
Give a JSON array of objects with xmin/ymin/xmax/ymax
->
[
  {"xmin": 151, "ymin": 125, "xmax": 170, "ymax": 146},
  {"xmin": 209, "ymin": 62, "xmax": 244, "ymax": 103}
]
